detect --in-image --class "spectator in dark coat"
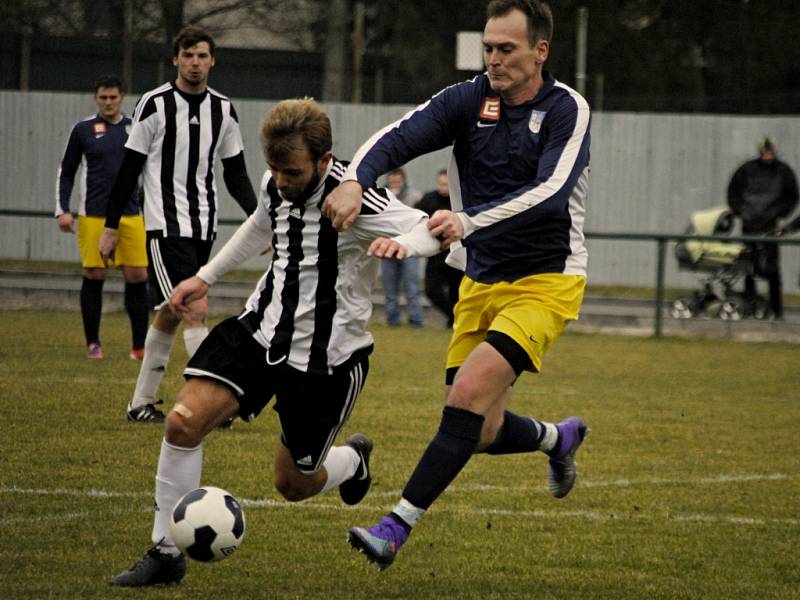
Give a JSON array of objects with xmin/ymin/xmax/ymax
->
[{"xmin": 727, "ymin": 137, "xmax": 798, "ymax": 318}]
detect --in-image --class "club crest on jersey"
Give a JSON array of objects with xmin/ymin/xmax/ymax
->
[
  {"xmin": 93, "ymin": 122, "xmax": 107, "ymax": 138},
  {"xmin": 479, "ymin": 97, "xmax": 501, "ymax": 121},
  {"xmin": 528, "ymin": 110, "xmax": 546, "ymax": 134}
]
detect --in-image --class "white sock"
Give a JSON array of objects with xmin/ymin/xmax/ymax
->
[
  {"xmin": 538, "ymin": 422, "xmax": 559, "ymax": 452},
  {"xmin": 183, "ymin": 327, "xmax": 208, "ymax": 358},
  {"xmin": 152, "ymin": 438, "xmax": 203, "ymax": 552},
  {"xmin": 130, "ymin": 327, "xmax": 176, "ymax": 410},
  {"xmin": 319, "ymin": 446, "xmax": 360, "ymax": 494},
  {"xmin": 393, "ymin": 497, "xmax": 426, "ymax": 528}
]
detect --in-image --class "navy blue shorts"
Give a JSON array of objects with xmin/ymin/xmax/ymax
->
[{"xmin": 184, "ymin": 316, "xmax": 372, "ymax": 474}]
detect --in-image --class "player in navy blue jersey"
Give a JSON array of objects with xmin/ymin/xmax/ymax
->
[
  {"xmin": 324, "ymin": 0, "xmax": 592, "ymax": 569},
  {"xmin": 99, "ymin": 26, "xmax": 257, "ymax": 423},
  {"xmin": 56, "ymin": 75, "xmax": 149, "ymax": 360}
]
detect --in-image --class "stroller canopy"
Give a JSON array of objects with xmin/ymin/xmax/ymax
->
[{"xmin": 680, "ymin": 206, "xmax": 744, "ymax": 267}]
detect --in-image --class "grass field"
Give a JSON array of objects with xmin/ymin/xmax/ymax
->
[{"xmin": 0, "ymin": 310, "xmax": 798, "ymax": 599}]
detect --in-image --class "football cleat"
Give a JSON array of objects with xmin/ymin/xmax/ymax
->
[
  {"xmin": 348, "ymin": 515, "xmax": 409, "ymax": 570},
  {"xmin": 339, "ymin": 433, "xmax": 373, "ymax": 505},
  {"xmin": 109, "ymin": 546, "xmax": 186, "ymax": 587},
  {"xmin": 546, "ymin": 416, "xmax": 589, "ymax": 499},
  {"xmin": 86, "ymin": 343, "xmax": 104, "ymax": 360},
  {"xmin": 127, "ymin": 401, "xmax": 166, "ymax": 424},
  {"xmin": 129, "ymin": 348, "xmax": 145, "ymax": 361}
]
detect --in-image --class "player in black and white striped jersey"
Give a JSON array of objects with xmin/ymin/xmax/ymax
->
[
  {"xmin": 99, "ymin": 26, "xmax": 257, "ymax": 424},
  {"xmin": 108, "ymin": 98, "xmax": 443, "ymax": 587}
]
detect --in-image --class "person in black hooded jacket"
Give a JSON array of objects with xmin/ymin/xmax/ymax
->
[{"xmin": 727, "ymin": 137, "xmax": 798, "ymax": 318}]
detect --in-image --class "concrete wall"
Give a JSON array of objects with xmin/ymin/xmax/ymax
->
[{"xmin": 1, "ymin": 90, "xmax": 799, "ymax": 291}]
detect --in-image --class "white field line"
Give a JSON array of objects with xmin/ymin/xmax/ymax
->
[
  {"xmin": 0, "ymin": 376, "xmax": 137, "ymax": 386},
  {"xmin": 1, "ymin": 472, "xmax": 798, "ymax": 528}
]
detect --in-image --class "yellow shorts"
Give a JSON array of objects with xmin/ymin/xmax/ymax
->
[
  {"xmin": 446, "ymin": 273, "xmax": 586, "ymax": 373},
  {"xmin": 78, "ymin": 215, "xmax": 148, "ymax": 269}
]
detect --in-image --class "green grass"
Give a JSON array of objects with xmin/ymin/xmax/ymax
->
[{"xmin": 0, "ymin": 310, "xmax": 798, "ymax": 599}]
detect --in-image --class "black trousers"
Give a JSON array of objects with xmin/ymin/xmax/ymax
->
[
  {"xmin": 424, "ymin": 254, "xmax": 462, "ymax": 326},
  {"xmin": 745, "ymin": 241, "xmax": 782, "ymax": 317}
]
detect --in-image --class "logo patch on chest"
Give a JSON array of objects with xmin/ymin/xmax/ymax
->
[
  {"xmin": 93, "ymin": 122, "xmax": 107, "ymax": 138},
  {"xmin": 528, "ymin": 110, "xmax": 546, "ymax": 134},
  {"xmin": 479, "ymin": 97, "xmax": 501, "ymax": 121}
]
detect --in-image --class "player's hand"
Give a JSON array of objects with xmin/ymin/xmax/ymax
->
[
  {"xmin": 98, "ymin": 227, "xmax": 119, "ymax": 267},
  {"xmin": 368, "ymin": 237, "xmax": 407, "ymax": 260},
  {"xmin": 427, "ymin": 210, "xmax": 464, "ymax": 248},
  {"xmin": 169, "ymin": 276, "xmax": 209, "ymax": 318},
  {"xmin": 322, "ymin": 180, "xmax": 363, "ymax": 231},
  {"xmin": 57, "ymin": 213, "xmax": 75, "ymax": 233}
]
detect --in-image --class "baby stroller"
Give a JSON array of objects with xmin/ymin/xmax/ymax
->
[{"xmin": 671, "ymin": 206, "xmax": 770, "ymax": 320}]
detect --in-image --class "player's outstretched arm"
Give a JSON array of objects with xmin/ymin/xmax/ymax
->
[
  {"xmin": 368, "ymin": 237, "xmax": 407, "ymax": 259},
  {"xmin": 322, "ymin": 180, "xmax": 363, "ymax": 231},
  {"xmin": 169, "ymin": 276, "xmax": 209, "ymax": 318}
]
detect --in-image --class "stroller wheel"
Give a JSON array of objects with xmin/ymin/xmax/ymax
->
[
  {"xmin": 718, "ymin": 299, "xmax": 744, "ymax": 321},
  {"xmin": 671, "ymin": 298, "xmax": 695, "ymax": 319},
  {"xmin": 750, "ymin": 297, "xmax": 771, "ymax": 320}
]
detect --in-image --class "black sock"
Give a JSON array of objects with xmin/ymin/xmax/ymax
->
[
  {"xmin": 401, "ymin": 406, "xmax": 485, "ymax": 510},
  {"xmin": 80, "ymin": 278, "xmax": 104, "ymax": 345},
  {"xmin": 124, "ymin": 281, "xmax": 150, "ymax": 349},
  {"xmin": 482, "ymin": 411, "xmax": 544, "ymax": 455}
]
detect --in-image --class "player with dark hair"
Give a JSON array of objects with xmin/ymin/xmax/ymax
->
[
  {"xmin": 100, "ymin": 25, "xmax": 257, "ymax": 423},
  {"xmin": 109, "ymin": 98, "xmax": 440, "ymax": 587},
  {"xmin": 56, "ymin": 74, "xmax": 149, "ymax": 360},
  {"xmin": 324, "ymin": 0, "xmax": 592, "ymax": 568}
]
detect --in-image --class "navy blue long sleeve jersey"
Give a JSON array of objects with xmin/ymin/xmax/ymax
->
[
  {"xmin": 55, "ymin": 114, "xmax": 140, "ymax": 217},
  {"xmin": 345, "ymin": 71, "xmax": 591, "ymax": 284}
]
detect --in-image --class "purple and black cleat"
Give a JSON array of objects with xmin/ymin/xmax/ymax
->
[
  {"xmin": 547, "ymin": 416, "xmax": 589, "ymax": 498},
  {"xmin": 348, "ymin": 514, "xmax": 409, "ymax": 570}
]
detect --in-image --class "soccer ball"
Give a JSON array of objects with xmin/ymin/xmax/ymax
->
[{"xmin": 170, "ymin": 486, "xmax": 245, "ymax": 562}]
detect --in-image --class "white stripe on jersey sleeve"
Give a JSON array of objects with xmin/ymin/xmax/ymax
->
[
  {"xmin": 126, "ymin": 101, "xmax": 161, "ymax": 155},
  {"xmin": 361, "ymin": 188, "xmax": 390, "ymax": 212},
  {"xmin": 216, "ymin": 99, "xmax": 245, "ymax": 160}
]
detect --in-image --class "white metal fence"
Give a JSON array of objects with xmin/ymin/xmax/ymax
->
[{"xmin": 1, "ymin": 90, "xmax": 799, "ymax": 292}]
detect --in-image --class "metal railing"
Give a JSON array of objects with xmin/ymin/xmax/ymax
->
[
  {"xmin": 3, "ymin": 209, "xmax": 799, "ymax": 337},
  {"xmin": 587, "ymin": 232, "xmax": 800, "ymax": 337}
]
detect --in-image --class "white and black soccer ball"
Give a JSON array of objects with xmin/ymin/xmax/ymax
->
[{"xmin": 170, "ymin": 486, "xmax": 245, "ymax": 562}]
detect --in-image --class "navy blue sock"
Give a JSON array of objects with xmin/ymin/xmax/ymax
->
[
  {"xmin": 401, "ymin": 406, "xmax": 485, "ymax": 510},
  {"xmin": 124, "ymin": 281, "xmax": 150, "ymax": 349},
  {"xmin": 80, "ymin": 277, "xmax": 104, "ymax": 345},
  {"xmin": 483, "ymin": 411, "xmax": 544, "ymax": 455}
]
